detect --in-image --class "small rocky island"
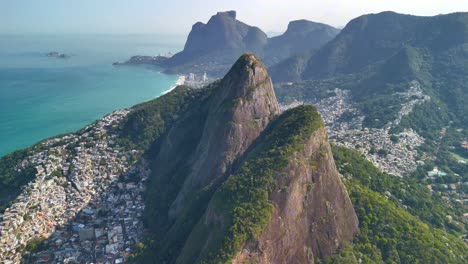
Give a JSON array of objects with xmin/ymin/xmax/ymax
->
[{"xmin": 46, "ymin": 51, "xmax": 69, "ymax": 59}]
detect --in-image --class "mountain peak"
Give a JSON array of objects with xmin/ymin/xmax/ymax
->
[
  {"xmin": 237, "ymin": 52, "xmax": 263, "ymax": 66},
  {"xmin": 219, "ymin": 53, "xmax": 271, "ymax": 102},
  {"xmin": 166, "ymin": 12, "xmax": 268, "ymax": 75},
  {"xmin": 115, "ymin": 53, "xmax": 357, "ymax": 263},
  {"xmin": 264, "ymin": 19, "xmax": 339, "ymax": 65},
  {"xmin": 165, "ymin": 11, "xmax": 339, "ymax": 77},
  {"xmin": 164, "ymin": 53, "xmax": 279, "ymax": 218},
  {"xmin": 229, "ymin": 52, "xmax": 266, "ymax": 76},
  {"xmin": 216, "ymin": 10, "xmax": 236, "ymax": 19},
  {"xmin": 286, "ymin": 19, "xmax": 330, "ymax": 33}
]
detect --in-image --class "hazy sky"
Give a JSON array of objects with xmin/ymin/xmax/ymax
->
[{"xmin": 1, "ymin": 0, "xmax": 467, "ymax": 35}]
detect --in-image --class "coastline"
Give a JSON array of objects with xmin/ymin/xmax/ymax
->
[
  {"xmin": 0, "ymin": 109, "xmax": 147, "ymax": 262},
  {"xmin": 0, "ymin": 62, "xmax": 178, "ymax": 158},
  {"xmin": 162, "ymin": 75, "xmax": 186, "ymax": 95},
  {"xmin": 0, "ymin": 74, "xmax": 185, "ymax": 159}
]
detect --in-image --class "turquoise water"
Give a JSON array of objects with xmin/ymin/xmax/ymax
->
[{"xmin": 0, "ymin": 34, "xmax": 184, "ymax": 157}]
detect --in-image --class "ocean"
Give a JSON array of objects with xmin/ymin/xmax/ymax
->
[{"xmin": 0, "ymin": 34, "xmax": 184, "ymax": 157}]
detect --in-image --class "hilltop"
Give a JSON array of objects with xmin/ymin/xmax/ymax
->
[{"xmin": 124, "ymin": 53, "xmax": 358, "ymax": 263}]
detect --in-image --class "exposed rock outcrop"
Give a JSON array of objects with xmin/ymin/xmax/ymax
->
[
  {"xmin": 233, "ymin": 127, "xmax": 358, "ymax": 264},
  {"xmin": 179, "ymin": 11, "xmax": 267, "ymax": 58},
  {"xmin": 165, "ymin": 11, "xmax": 268, "ymax": 76},
  {"xmin": 144, "ymin": 53, "xmax": 280, "ymax": 250},
  {"xmin": 161, "ymin": 11, "xmax": 338, "ymax": 77},
  {"xmin": 168, "ymin": 53, "xmax": 280, "ymax": 218},
  {"xmin": 142, "ymin": 53, "xmax": 357, "ymax": 263}
]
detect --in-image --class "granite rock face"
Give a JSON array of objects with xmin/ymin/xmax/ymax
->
[
  {"xmin": 232, "ymin": 127, "xmax": 358, "ymax": 264},
  {"xmin": 165, "ymin": 11, "xmax": 268, "ymax": 76},
  {"xmin": 181, "ymin": 11, "xmax": 267, "ymax": 58},
  {"xmin": 168, "ymin": 53, "xmax": 280, "ymax": 218},
  {"xmin": 144, "ymin": 53, "xmax": 357, "ymax": 263},
  {"xmin": 164, "ymin": 11, "xmax": 338, "ymax": 77},
  {"xmin": 144, "ymin": 53, "xmax": 280, "ymax": 240}
]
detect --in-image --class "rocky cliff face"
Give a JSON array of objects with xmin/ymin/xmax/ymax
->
[
  {"xmin": 168, "ymin": 53, "xmax": 280, "ymax": 218},
  {"xmin": 142, "ymin": 53, "xmax": 357, "ymax": 263},
  {"xmin": 232, "ymin": 127, "xmax": 358, "ymax": 264},
  {"xmin": 166, "ymin": 11, "xmax": 268, "ymax": 75},
  {"xmin": 265, "ymin": 20, "xmax": 340, "ymax": 65},
  {"xmin": 181, "ymin": 11, "xmax": 267, "ymax": 56},
  {"xmin": 173, "ymin": 105, "xmax": 358, "ymax": 263},
  {"xmin": 143, "ymin": 53, "xmax": 280, "ymax": 259},
  {"xmin": 164, "ymin": 11, "xmax": 338, "ymax": 77}
]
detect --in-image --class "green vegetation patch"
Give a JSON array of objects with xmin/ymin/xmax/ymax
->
[
  {"xmin": 324, "ymin": 181, "xmax": 467, "ymax": 264},
  {"xmin": 325, "ymin": 146, "xmax": 468, "ymax": 264},
  {"xmin": 118, "ymin": 85, "xmax": 212, "ymax": 151},
  {"xmin": 332, "ymin": 145, "xmax": 462, "ymax": 230}
]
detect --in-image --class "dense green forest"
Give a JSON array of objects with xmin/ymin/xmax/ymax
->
[
  {"xmin": 325, "ymin": 146, "xmax": 468, "ymax": 263},
  {"xmin": 332, "ymin": 145, "xmax": 465, "ymax": 230},
  {"xmin": 118, "ymin": 84, "xmax": 214, "ymax": 152},
  {"xmin": 324, "ymin": 182, "xmax": 467, "ymax": 264}
]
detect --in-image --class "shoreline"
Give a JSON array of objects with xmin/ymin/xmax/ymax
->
[
  {"xmin": 1, "ymin": 75, "xmax": 186, "ymax": 159},
  {"xmin": 162, "ymin": 75, "xmax": 186, "ymax": 95}
]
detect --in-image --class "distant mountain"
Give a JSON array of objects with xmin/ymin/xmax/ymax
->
[
  {"xmin": 164, "ymin": 11, "xmax": 268, "ymax": 76},
  {"xmin": 272, "ymin": 11, "xmax": 468, "ymax": 127},
  {"xmin": 265, "ymin": 20, "xmax": 340, "ymax": 65},
  {"xmin": 272, "ymin": 12, "xmax": 468, "ymax": 80},
  {"xmin": 268, "ymin": 51, "xmax": 314, "ymax": 83},
  {"xmin": 302, "ymin": 11, "xmax": 468, "ymax": 79},
  {"xmin": 159, "ymin": 11, "xmax": 338, "ymax": 77},
  {"xmin": 301, "ymin": 10, "xmax": 427, "ymax": 79}
]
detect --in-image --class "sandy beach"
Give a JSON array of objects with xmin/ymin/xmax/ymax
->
[{"xmin": 162, "ymin": 75, "xmax": 186, "ymax": 95}]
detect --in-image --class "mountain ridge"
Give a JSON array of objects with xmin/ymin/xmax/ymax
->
[
  {"xmin": 271, "ymin": 11, "xmax": 468, "ymax": 82},
  {"xmin": 135, "ymin": 53, "xmax": 358, "ymax": 263},
  {"xmin": 120, "ymin": 11, "xmax": 339, "ymax": 77},
  {"xmin": 264, "ymin": 19, "xmax": 340, "ymax": 65},
  {"xmin": 272, "ymin": 11, "xmax": 468, "ymax": 127},
  {"xmin": 166, "ymin": 53, "xmax": 280, "ymax": 219}
]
